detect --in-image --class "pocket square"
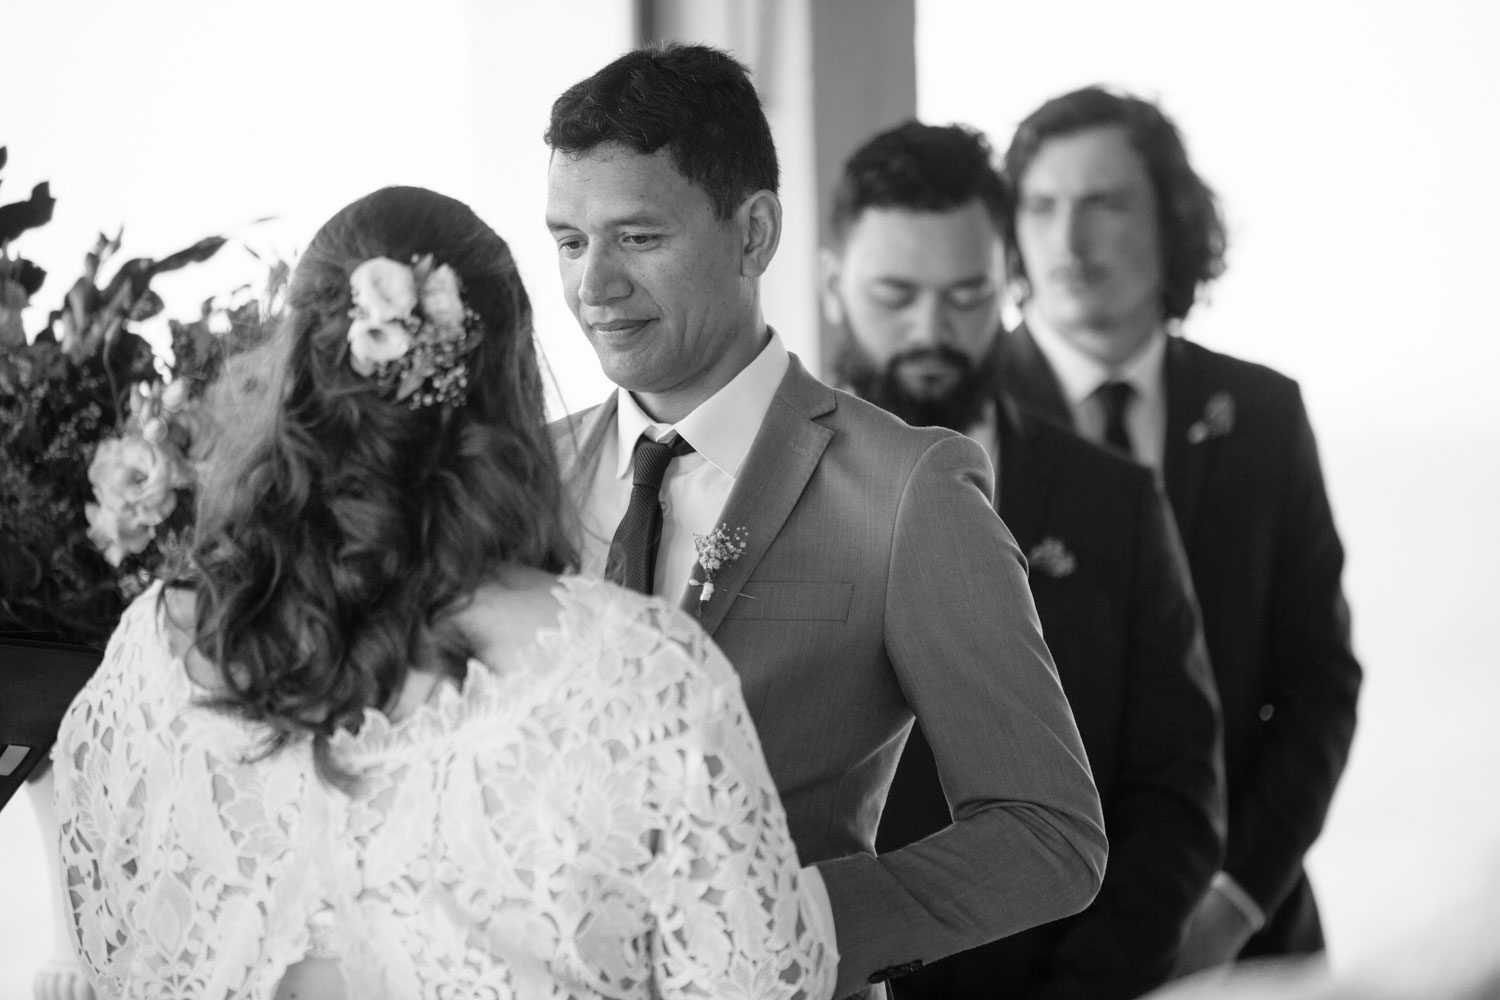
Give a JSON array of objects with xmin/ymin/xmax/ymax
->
[{"xmin": 1028, "ymin": 537, "xmax": 1076, "ymax": 578}]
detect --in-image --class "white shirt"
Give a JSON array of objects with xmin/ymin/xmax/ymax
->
[
  {"xmin": 1026, "ymin": 316, "xmax": 1170, "ymax": 472},
  {"xmin": 575, "ymin": 330, "xmax": 790, "ymax": 603}
]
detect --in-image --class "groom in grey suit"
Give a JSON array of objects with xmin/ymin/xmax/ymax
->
[{"xmin": 544, "ymin": 44, "xmax": 1106, "ymax": 998}]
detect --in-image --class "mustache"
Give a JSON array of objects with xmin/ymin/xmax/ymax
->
[
  {"xmin": 1046, "ymin": 261, "xmax": 1107, "ymax": 283},
  {"xmin": 888, "ymin": 344, "xmax": 974, "ymax": 374}
]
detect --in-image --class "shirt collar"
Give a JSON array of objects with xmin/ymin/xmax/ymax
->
[
  {"xmin": 613, "ymin": 329, "xmax": 790, "ymax": 480},
  {"xmin": 1026, "ymin": 313, "xmax": 1169, "ymax": 405}
]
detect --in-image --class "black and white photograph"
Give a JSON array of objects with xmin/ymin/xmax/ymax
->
[{"xmin": 2, "ymin": 2, "xmax": 1496, "ymax": 998}]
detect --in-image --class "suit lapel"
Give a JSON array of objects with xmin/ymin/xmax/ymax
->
[
  {"xmin": 995, "ymin": 393, "xmax": 1054, "ymax": 553},
  {"xmin": 995, "ymin": 324, "xmax": 1073, "ymax": 427},
  {"xmin": 679, "ymin": 357, "xmax": 834, "ymax": 635},
  {"xmin": 1162, "ymin": 337, "xmax": 1210, "ymax": 541}
]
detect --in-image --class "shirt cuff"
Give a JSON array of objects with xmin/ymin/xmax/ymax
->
[
  {"xmin": 800, "ymin": 864, "xmax": 841, "ymax": 989},
  {"xmin": 1212, "ymin": 871, "xmax": 1267, "ymax": 932}
]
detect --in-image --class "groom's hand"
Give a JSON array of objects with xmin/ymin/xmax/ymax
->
[{"xmin": 1170, "ymin": 883, "xmax": 1258, "ymax": 978}]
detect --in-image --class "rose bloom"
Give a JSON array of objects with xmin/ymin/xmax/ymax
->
[
  {"xmin": 349, "ymin": 256, "xmax": 418, "ymax": 324},
  {"xmin": 347, "ymin": 318, "xmax": 413, "ymax": 375},
  {"xmin": 84, "ymin": 501, "xmax": 155, "ymax": 567},
  {"xmin": 160, "ymin": 378, "xmax": 189, "ymax": 411},
  {"xmin": 420, "ymin": 264, "xmax": 466, "ymax": 330},
  {"xmin": 88, "ymin": 435, "xmax": 181, "ymax": 529}
]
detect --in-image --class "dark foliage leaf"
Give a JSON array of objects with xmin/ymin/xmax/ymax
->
[
  {"xmin": 0, "ymin": 181, "xmax": 57, "ymax": 244},
  {"xmin": 13, "ymin": 258, "xmax": 47, "ymax": 296},
  {"xmin": 152, "ymin": 235, "xmax": 227, "ymax": 275}
]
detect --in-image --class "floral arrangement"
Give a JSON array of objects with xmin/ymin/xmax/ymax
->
[
  {"xmin": 0, "ymin": 147, "xmax": 278, "ymax": 647},
  {"xmin": 688, "ymin": 523, "xmax": 749, "ymax": 610},
  {"xmin": 346, "ymin": 254, "xmax": 480, "ymax": 409}
]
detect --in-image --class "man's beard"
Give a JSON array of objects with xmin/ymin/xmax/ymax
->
[{"xmin": 834, "ymin": 335, "xmax": 994, "ymax": 433}]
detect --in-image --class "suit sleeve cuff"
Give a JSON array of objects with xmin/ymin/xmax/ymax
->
[{"xmin": 1212, "ymin": 871, "xmax": 1267, "ymax": 932}]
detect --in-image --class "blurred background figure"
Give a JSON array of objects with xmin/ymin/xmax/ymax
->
[
  {"xmin": 993, "ymin": 86, "xmax": 1362, "ymax": 972},
  {"xmin": 826, "ymin": 118, "xmax": 1224, "ymax": 1000}
]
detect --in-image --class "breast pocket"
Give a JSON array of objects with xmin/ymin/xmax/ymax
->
[{"xmin": 721, "ymin": 581, "xmax": 854, "ymax": 622}]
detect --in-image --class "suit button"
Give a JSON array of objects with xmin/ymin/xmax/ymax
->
[{"xmin": 1259, "ymin": 703, "xmax": 1275, "ymax": 721}]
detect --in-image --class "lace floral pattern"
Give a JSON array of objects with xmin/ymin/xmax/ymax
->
[{"xmin": 53, "ymin": 576, "xmax": 834, "ymax": 999}]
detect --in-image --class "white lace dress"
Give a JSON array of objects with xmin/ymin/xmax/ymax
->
[{"xmin": 52, "ymin": 576, "xmax": 836, "ymax": 999}]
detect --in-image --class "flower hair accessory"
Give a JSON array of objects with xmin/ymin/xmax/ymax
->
[
  {"xmin": 347, "ymin": 254, "xmax": 481, "ymax": 408},
  {"xmin": 689, "ymin": 524, "xmax": 749, "ymax": 612}
]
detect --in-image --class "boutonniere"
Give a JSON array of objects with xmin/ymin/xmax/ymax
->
[
  {"xmin": 1028, "ymin": 537, "xmax": 1076, "ymax": 579},
  {"xmin": 1187, "ymin": 392, "xmax": 1235, "ymax": 444},
  {"xmin": 689, "ymin": 524, "xmax": 749, "ymax": 611}
]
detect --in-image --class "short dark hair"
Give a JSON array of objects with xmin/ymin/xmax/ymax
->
[
  {"xmin": 830, "ymin": 120, "xmax": 1010, "ymax": 245},
  {"xmin": 1003, "ymin": 86, "xmax": 1227, "ymax": 321},
  {"xmin": 544, "ymin": 42, "xmax": 779, "ymax": 220}
]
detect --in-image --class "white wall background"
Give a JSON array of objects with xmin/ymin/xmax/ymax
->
[
  {"xmin": 0, "ymin": 0, "xmax": 636, "ymax": 420},
  {"xmin": 918, "ymin": 0, "xmax": 1500, "ymax": 970}
]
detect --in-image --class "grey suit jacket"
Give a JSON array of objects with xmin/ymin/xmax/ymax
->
[{"xmin": 554, "ymin": 355, "xmax": 1107, "ymax": 997}]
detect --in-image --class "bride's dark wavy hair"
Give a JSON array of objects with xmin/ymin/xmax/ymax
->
[{"xmin": 183, "ymin": 186, "xmax": 575, "ymax": 781}]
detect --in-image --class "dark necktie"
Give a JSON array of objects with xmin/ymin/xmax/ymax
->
[
  {"xmin": 605, "ymin": 433, "xmax": 695, "ymax": 594},
  {"xmin": 1096, "ymin": 380, "xmax": 1135, "ymax": 457}
]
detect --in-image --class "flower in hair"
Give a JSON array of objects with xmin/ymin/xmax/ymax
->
[{"xmin": 346, "ymin": 254, "xmax": 480, "ymax": 408}]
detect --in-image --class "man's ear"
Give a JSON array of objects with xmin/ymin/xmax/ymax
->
[
  {"xmin": 738, "ymin": 190, "xmax": 782, "ymax": 278},
  {"xmin": 818, "ymin": 247, "xmax": 846, "ymax": 326}
]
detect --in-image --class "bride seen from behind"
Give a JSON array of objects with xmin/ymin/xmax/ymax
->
[{"xmin": 49, "ymin": 185, "xmax": 836, "ymax": 999}]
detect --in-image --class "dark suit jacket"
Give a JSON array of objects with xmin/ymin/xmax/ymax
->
[
  {"xmin": 554, "ymin": 356, "xmax": 1108, "ymax": 998},
  {"xmin": 996, "ymin": 327, "xmax": 1362, "ymax": 955},
  {"xmin": 878, "ymin": 396, "xmax": 1225, "ymax": 1000}
]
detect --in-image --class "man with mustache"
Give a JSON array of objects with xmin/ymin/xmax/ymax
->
[
  {"xmin": 995, "ymin": 87, "xmax": 1361, "ymax": 971},
  {"xmin": 827, "ymin": 120, "xmax": 1225, "ymax": 1000}
]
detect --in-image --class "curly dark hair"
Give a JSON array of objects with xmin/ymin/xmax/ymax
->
[
  {"xmin": 829, "ymin": 120, "xmax": 1010, "ymax": 245},
  {"xmin": 544, "ymin": 42, "xmax": 779, "ymax": 220},
  {"xmin": 1002, "ymin": 86, "xmax": 1227, "ymax": 321},
  {"xmin": 180, "ymin": 186, "xmax": 576, "ymax": 784}
]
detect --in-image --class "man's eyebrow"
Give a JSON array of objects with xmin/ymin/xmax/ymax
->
[
  {"xmin": 546, "ymin": 210, "xmax": 671, "ymax": 234},
  {"xmin": 872, "ymin": 274, "xmax": 991, "ymax": 288}
]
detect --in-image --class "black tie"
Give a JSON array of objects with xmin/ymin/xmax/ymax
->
[
  {"xmin": 1096, "ymin": 381, "xmax": 1135, "ymax": 457},
  {"xmin": 605, "ymin": 433, "xmax": 695, "ymax": 594}
]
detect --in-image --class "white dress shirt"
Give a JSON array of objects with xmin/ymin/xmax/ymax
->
[
  {"xmin": 575, "ymin": 329, "xmax": 790, "ymax": 603},
  {"xmin": 1026, "ymin": 316, "xmax": 1170, "ymax": 472}
]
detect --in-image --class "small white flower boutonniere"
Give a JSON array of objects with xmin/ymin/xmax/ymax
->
[
  {"xmin": 689, "ymin": 524, "xmax": 749, "ymax": 611},
  {"xmin": 1028, "ymin": 537, "xmax": 1077, "ymax": 579},
  {"xmin": 1187, "ymin": 391, "xmax": 1235, "ymax": 444}
]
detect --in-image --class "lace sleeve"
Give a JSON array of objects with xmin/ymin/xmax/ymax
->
[
  {"xmin": 52, "ymin": 590, "xmax": 162, "ymax": 990},
  {"xmin": 642, "ymin": 609, "xmax": 837, "ymax": 1000}
]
